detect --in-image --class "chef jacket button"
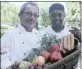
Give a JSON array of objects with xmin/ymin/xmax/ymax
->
[
  {"xmin": 9, "ymin": 59, "xmax": 11, "ymax": 61},
  {"xmin": 22, "ymin": 42, "xmax": 24, "ymax": 44},
  {"xmin": 19, "ymin": 32, "xmax": 21, "ymax": 34},
  {"xmin": 37, "ymin": 42, "xmax": 39, "ymax": 43},
  {"xmin": 6, "ymin": 51, "xmax": 7, "ymax": 54},
  {"xmin": 35, "ymin": 33, "xmax": 36, "ymax": 34},
  {"xmin": 24, "ymin": 53, "xmax": 26, "ymax": 55}
]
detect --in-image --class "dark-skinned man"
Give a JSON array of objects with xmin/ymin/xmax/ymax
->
[
  {"xmin": 44, "ymin": 3, "xmax": 81, "ymax": 69},
  {"xmin": 45, "ymin": 3, "xmax": 81, "ymax": 52}
]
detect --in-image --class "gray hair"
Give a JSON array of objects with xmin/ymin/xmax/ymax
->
[{"xmin": 19, "ymin": 2, "xmax": 39, "ymax": 15}]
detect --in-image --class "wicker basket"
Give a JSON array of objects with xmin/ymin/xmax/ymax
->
[
  {"xmin": 10, "ymin": 49, "xmax": 81, "ymax": 69},
  {"xmin": 44, "ymin": 49, "xmax": 81, "ymax": 69}
]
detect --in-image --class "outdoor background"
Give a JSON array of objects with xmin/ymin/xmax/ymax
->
[{"xmin": 1, "ymin": 1, "xmax": 81, "ymax": 37}]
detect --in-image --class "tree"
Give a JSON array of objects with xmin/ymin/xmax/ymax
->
[
  {"xmin": 1, "ymin": 2, "xmax": 20, "ymax": 36},
  {"xmin": 1, "ymin": 2, "xmax": 20, "ymax": 24},
  {"xmin": 39, "ymin": 8, "xmax": 50, "ymax": 29},
  {"xmin": 65, "ymin": 2, "xmax": 81, "ymax": 29}
]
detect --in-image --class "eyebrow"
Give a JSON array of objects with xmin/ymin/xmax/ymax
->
[{"xmin": 24, "ymin": 11, "xmax": 39, "ymax": 14}]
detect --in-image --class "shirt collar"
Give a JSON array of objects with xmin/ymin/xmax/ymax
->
[
  {"xmin": 46, "ymin": 26, "xmax": 66, "ymax": 34},
  {"xmin": 17, "ymin": 24, "xmax": 37, "ymax": 34}
]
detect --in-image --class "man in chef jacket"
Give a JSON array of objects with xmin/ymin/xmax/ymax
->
[
  {"xmin": 44, "ymin": 3, "xmax": 81, "ymax": 69},
  {"xmin": 1, "ymin": 2, "xmax": 41, "ymax": 69}
]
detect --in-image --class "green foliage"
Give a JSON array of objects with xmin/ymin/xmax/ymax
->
[
  {"xmin": 1, "ymin": 2, "xmax": 19, "ymax": 36},
  {"xmin": 40, "ymin": 33, "xmax": 61, "ymax": 51},
  {"xmin": 40, "ymin": 9, "xmax": 51, "ymax": 29},
  {"xmin": 65, "ymin": 2, "xmax": 81, "ymax": 28},
  {"xmin": 1, "ymin": 2, "xmax": 19, "ymax": 24}
]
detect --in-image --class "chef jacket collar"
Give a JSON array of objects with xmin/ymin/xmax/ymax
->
[{"xmin": 17, "ymin": 24, "xmax": 37, "ymax": 34}]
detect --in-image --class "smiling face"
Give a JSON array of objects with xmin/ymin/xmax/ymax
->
[
  {"xmin": 49, "ymin": 10, "xmax": 65, "ymax": 31},
  {"xmin": 19, "ymin": 4, "xmax": 39, "ymax": 32}
]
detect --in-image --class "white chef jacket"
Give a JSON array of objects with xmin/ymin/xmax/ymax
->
[
  {"xmin": 45, "ymin": 26, "xmax": 72, "ymax": 39},
  {"xmin": 1, "ymin": 25, "xmax": 41, "ymax": 69}
]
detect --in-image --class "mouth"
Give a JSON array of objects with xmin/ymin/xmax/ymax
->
[
  {"xmin": 26, "ymin": 20, "xmax": 33, "ymax": 25},
  {"xmin": 26, "ymin": 20, "xmax": 32, "ymax": 22},
  {"xmin": 53, "ymin": 19, "xmax": 60, "ymax": 24},
  {"xmin": 55, "ymin": 21, "xmax": 60, "ymax": 24}
]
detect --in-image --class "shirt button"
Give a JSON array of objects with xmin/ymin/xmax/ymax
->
[
  {"xmin": 22, "ymin": 42, "xmax": 24, "ymax": 44},
  {"xmin": 37, "ymin": 42, "xmax": 39, "ymax": 43},
  {"xmin": 19, "ymin": 32, "xmax": 21, "ymax": 34},
  {"xmin": 24, "ymin": 53, "xmax": 26, "ymax": 55},
  {"xmin": 9, "ymin": 59, "xmax": 11, "ymax": 61}
]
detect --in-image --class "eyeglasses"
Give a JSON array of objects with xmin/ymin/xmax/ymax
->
[{"xmin": 22, "ymin": 12, "xmax": 39, "ymax": 18}]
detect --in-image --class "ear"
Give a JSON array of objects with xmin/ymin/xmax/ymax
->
[
  {"xmin": 18, "ymin": 13, "xmax": 22, "ymax": 19},
  {"xmin": 64, "ymin": 13, "xmax": 66, "ymax": 18},
  {"xmin": 18, "ymin": 13, "xmax": 20, "ymax": 17},
  {"xmin": 49, "ymin": 15, "xmax": 51, "ymax": 19}
]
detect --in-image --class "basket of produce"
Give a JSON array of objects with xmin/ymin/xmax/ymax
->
[
  {"xmin": 9, "ymin": 34, "xmax": 81, "ymax": 69},
  {"xmin": 44, "ymin": 49, "xmax": 80, "ymax": 69},
  {"xmin": 10, "ymin": 49, "xmax": 80, "ymax": 69}
]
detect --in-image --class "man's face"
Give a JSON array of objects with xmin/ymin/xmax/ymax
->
[
  {"xmin": 19, "ymin": 4, "xmax": 39, "ymax": 31},
  {"xmin": 49, "ymin": 10, "xmax": 65, "ymax": 28}
]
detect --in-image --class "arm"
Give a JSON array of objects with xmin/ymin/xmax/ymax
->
[{"xmin": 1, "ymin": 32, "xmax": 13, "ymax": 69}]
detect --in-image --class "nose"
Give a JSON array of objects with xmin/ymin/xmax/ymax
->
[
  {"xmin": 30, "ymin": 15, "xmax": 35, "ymax": 20},
  {"xmin": 56, "ymin": 15, "xmax": 60, "ymax": 20}
]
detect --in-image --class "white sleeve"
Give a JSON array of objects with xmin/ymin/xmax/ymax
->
[{"xmin": 1, "ymin": 32, "xmax": 13, "ymax": 69}]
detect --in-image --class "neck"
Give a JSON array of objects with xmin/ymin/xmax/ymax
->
[
  {"xmin": 21, "ymin": 24, "xmax": 33, "ymax": 32},
  {"xmin": 51, "ymin": 25, "xmax": 64, "ymax": 32},
  {"xmin": 26, "ymin": 28, "xmax": 33, "ymax": 32}
]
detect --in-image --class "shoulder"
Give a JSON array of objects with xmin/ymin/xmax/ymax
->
[
  {"xmin": 1, "ymin": 26, "xmax": 19, "ymax": 38},
  {"xmin": 7, "ymin": 27, "xmax": 19, "ymax": 34},
  {"xmin": 7, "ymin": 24, "xmax": 25, "ymax": 34},
  {"xmin": 63, "ymin": 27, "xmax": 72, "ymax": 34},
  {"xmin": 64, "ymin": 27, "xmax": 72, "ymax": 31}
]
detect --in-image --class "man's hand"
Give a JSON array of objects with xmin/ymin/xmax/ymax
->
[
  {"xmin": 59, "ymin": 34, "xmax": 75, "ymax": 53},
  {"xmin": 69, "ymin": 27, "xmax": 81, "ymax": 42}
]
